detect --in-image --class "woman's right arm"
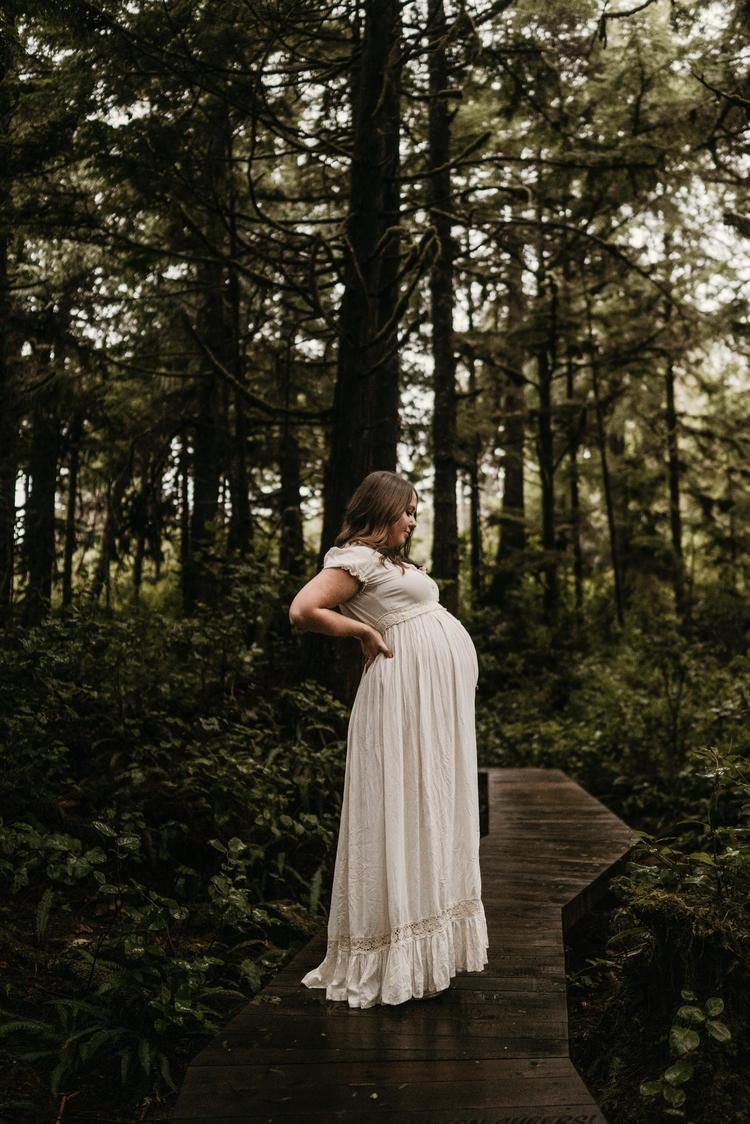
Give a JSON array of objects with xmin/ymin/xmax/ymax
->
[
  {"xmin": 288, "ymin": 568, "xmax": 367, "ymax": 639},
  {"xmin": 288, "ymin": 569, "xmax": 394, "ymax": 667}
]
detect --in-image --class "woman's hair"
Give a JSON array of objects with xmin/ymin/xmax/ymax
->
[{"xmin": 334, "ymin": 470, "xmax": 422, "ymax": 573}]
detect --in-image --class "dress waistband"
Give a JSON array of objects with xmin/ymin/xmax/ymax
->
[{"xmin": 376, "ymin": 601, "xmax": 447, "ymax": 633}]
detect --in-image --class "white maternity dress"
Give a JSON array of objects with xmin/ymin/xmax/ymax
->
[{"xmin": 300, "ymin": 541, "xmax": 489, "ymax": 1008}]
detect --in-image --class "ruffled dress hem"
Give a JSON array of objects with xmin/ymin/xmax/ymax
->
[{"xmin": 300, "ymin": 898, "xmax": 489, "ymax": 1009}]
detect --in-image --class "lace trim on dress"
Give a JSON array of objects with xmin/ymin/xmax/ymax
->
[
  {"xmin": 325, "ymin": 897, "xmax": 483, "ymax": 954},
  {"xmin": 324, "ymin": 547, "xmax": 369, "ymax": 585},
  {"xmin": 328, "ymin": 560, "xmax": 368, "ymax": 584}
]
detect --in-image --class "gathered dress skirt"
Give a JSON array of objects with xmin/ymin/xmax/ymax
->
[{"xmin": 300, "ymin": 599, "xmax": 489, "ymax": 1008}]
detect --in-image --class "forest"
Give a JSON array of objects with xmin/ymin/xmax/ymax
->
[{"xmin": 0, "ymin": 0, "xmax": 748, "ymax": 1120}]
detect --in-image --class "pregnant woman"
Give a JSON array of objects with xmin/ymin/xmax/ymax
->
[{"xmin": 288, "ymin": 469, "xmax": 488, "ymax": 1008}]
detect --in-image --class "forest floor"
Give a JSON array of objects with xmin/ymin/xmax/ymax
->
[
  {"xmin": 565, "ymin": 894, "xmax": 748, "ymax": 1124},
  {"xmin": 5, "ymin": 883, "xmax": 743, "ymax": 1123}
]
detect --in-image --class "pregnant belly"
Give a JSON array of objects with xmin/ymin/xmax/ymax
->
[{"xmin": 381, "ymin": 605, "xmax": 479, "ymax": 686}]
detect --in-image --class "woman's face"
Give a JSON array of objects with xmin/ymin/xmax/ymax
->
[{"xmin": 386, "ymin": 492, "xmax": 418, "ymax": 548}]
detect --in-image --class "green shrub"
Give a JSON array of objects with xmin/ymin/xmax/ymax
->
[{"xmin": 0, "ymin": 601, "xmax": 348, "ymax": 1118}]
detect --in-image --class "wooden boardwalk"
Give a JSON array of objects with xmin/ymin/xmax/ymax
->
[{"xmin": 173, "ymin": 767, "xmax": 638, "ymax": 1123}]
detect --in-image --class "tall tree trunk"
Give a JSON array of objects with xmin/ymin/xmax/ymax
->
[
  {"xmin": 660, "ymin": 234, "xmax": 686, "ymax": 622},
  {"xmin": 132, "ymin": 456, "xmax": 148, "ymax": 600},
  {"xmin": 371, "ymin": 9, "xmax": 402, "ymax": 473},
  {"xmin": 466, "ymin": 347, "xmax": 482, "ymax": 606},
  {"xmin": 278, "ymin": 340, "xmax": 304, "ymax": 576},
  {"xmin": 149, "ymin": 457, "xmax": 164, "ymax": 584},
  {"xmin": 24, "ymin": 347, "xmax": 61, "ymax": 624},
  {"xmin": 428, "ymin": 0, "xmax": 458, "ymax": 613},
  {"xmin": 184, "ymin": 116, "xmax": 228, "ymax": 609},
  {"xmin": 179, "ymin": 434, "xmax": 191, "ymax": 605},
  {"xmin": 228, "ymin": 391, "xmax": 252, "ymax": 556},
  {"xmin": 0, "ymin": 61, "xmax": 16, "ymax": 623},
  {"xmin": 725, "ymin": 466, "xmax": 738, "ymax": 593},
  {"xmin": 321, "ymin": 0, "xmax": 402, "ymax": 558},
  {"xmin": 490, "ymin": 237, "xmax": 526, "ymax": 604},
  {"xmin": 537, "ymin": 341, "xmax": 558, "ymax": 626},
  {"xmin": 534, "ymin": 217, "xmax": 559, "ymax": 627},
  {"xmin": 186, "ymin": 337, "xmax": 222, "ymax": 611},
  {"xmin": 314, "ymin": 0, "xmax": 403, "ymax": 705},
  {"xmin": 565, "ymin": 350, "xmax": 584, "ymax": 619},
  {"xmin": 62, "ymin": 411, "xmax": 82, "ymax": 608},
  {"xmin": 226, "ymin": 123, "xmax": 252, "ymax": 560},
  {"xmin": 464, "ymin": 263, "xmax": 483, "ymax": 604},
  {"xmin": 584, "ymin": 293, "xmax": 624, "ymax": 628},
  {"xmin": 664, "ymin": 345, "xmax": 686, "ymax": 621},
  {"xmin": 91, "ymin": 469, "xmax": 129, "ymax": 607}
]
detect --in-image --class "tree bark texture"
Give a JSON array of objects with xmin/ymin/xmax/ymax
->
[
  {"xmin": 565, "ymin": 351, "xmax": 584, "ymax": 617},
  {"xmin": 62, "ymin": 412, "xmax": 83, "ymax": 608},
  {"xmin": 586, "ymin": 321, "xmax": 625, "ymax": 629},
  {"xmin": 23, "ymin": 348, "xmax": 61, "ymax": 623},
  {"xmin": 226, "ymin": 143, "xmax": 252, "ymax": 559},
  {"xmin": 491, "ymin": 238, "xmax": 526, "ymax": 604},
  {"xmin": 321, "ymin": 0, "xmax": 402, "ymax": 558},
  {"xmin": 466, "ymin": 351, "xmax": 483, "ymax": 606},
  {"xmin": 183, "ymin": 101, "xmax": 230, "ymax": 611},
  {"xmin": 665, "ymin": 352, "xmax": 686, "ymax": 620},
  {"xmin": 0, "ymin": 61, "xmax": 15, "ymax": 623},
  {"xmin": 278, "ymin": 340, "xmax": 304, "ymax": 576},
  {"xmin": 428, "ymin": 0, "xmax": 459, "ymax": 613}
]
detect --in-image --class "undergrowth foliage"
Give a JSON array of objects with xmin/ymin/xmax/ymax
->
[
  {"xmin": 0, "ymin": 574, "xmax": 748, "ymax": 1122},
  {"xmin": 472, "ymin": 586, "xmax": 749, "ymax": 1124},
  {"xmin": 0, "ymin": 595, "xmax": 348, "ymax": 1120}
]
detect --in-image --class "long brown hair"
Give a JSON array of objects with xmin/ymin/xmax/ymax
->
[{"xmin": 334, "ymin": 471, "xmax": 422, "ymax": 574}]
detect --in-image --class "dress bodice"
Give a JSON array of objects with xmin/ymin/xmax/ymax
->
[{"xmin": 322, "ymin": 542, "xmax": 446, "ymax": 634}]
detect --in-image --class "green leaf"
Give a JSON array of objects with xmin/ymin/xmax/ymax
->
[
  {"xmin": 138, "ymin": 1037, "xmax": 151, "ymax": 1075},
  {"xmin": 240, "ymin": 959, "xmax": 261, "ymax": 990},
  {"xmin": 120, "ymin": 1046, "xmax": 132, "ymax": 1085},
  {"xmin": 706, "ymin": 1019, "xmax": 731, "ymax": 1042},
  {"xmin": 676, "ymin": 1005, "xmax": 705, "ymax": 1024},
  {"xmin": 704, "ymin": 996, "xmax": 724, "ymax": 1016},
  {"xmin": 640, "ymin": 1080, "xmax": 663, "ymax": 1097},
  {"xmin": 669, "ymin": 1026, "xmax": 700, "ymax": 1055},
  {"xmin": 687, "ymin": 851, "xmax": 715, "ymax": 865},
  {"xmin": 158, "ymin": 1051, "xmax": 177, "ymax": 1092},
  {"xmin": 79, "ymin": 1027, "xmax": 125, "ymax": 1063},
  {"xmin": 606, "ymin": 925, "xmax": 649, "ymax": 946},
  {"xmin": 49, "ymin": 1058, "xmax": 69, "ymax": 1097},
  {"xmin": 662, "ymin": 1085, "xmax": 686, "ymax": 1107},
  {"xmin": 35, "ymin": 888, "xmax": 53, "ymax": 943},
  {"xmin": 92, "ymin": 821, "xmax": 117, "ymax": 838},
  {"xmin": 664, "ymin": 1059, "xmax": 694, "ymax": 1085},
  {"xmin": 0, "ymin": 1018, "xmax": 55, "ymax": 1038}
]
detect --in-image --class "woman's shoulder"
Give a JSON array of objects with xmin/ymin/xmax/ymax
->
[
  {"xmin": 326, "ymin": 540, "xmax": 423, "ymax": 571},
  {"xmin": 327, "ymin": 539, "xmax": 377, "ymax": 556},
  {"xmin": 324, "ymin": 540, "xmax": 384, "ymax": 567}
]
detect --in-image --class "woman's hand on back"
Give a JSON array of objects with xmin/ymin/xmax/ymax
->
[{"xmin": 360, "ymin": 627, "xmax": 393, "ymax": 672}]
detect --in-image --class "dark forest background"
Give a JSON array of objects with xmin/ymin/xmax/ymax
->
[{"xmin": 0, "ymin": 1, "xmax": 748, "ymax": 1121}]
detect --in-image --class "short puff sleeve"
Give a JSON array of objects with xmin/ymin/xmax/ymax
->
[{"xmin": 322, "ymin": 543, "xmax": 374, "ymax": 591}]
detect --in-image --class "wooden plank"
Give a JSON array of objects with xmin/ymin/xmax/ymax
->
[
  {"xmin": 190, "ymin": 1032, "xmax": 571, "ymax": 1067},
  {"xmin": 172, "ymin": 767, "xmax": 635, "ymax": 1123},
  {"xmin": 217, "ymin": 1008, "xmax": 570, "ymax": 1045},
  {"xmin": 176, "ymin": 1061, "xmax": 604, "ymax": 1117},
  {"xmin": 176, "ymin": 1108, "xmax": 606, "ymax": 1124}
]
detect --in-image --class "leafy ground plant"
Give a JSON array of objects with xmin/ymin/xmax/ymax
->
[{"xmin": 639, "ymin": 991, "xmax": 732, "ymax": 1119}]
